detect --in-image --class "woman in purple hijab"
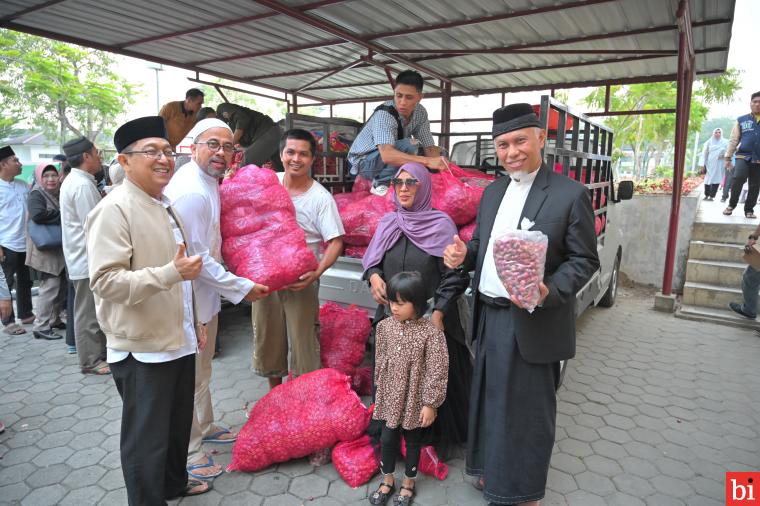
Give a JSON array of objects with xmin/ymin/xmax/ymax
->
[{"xmin": 362, "ymin": 162, "xmax": 471, "ymax": 463}]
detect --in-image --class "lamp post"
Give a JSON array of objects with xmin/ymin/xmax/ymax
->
[{"xmin": 145, "ymin": 63, "xmax": 164, "ymax": 112}]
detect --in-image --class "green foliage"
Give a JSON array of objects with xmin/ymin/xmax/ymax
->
[
  {"xmin": 583, "ymin": 68, "xmax": 742, "ymax": 179},
  {"xmin": 0, "ymin": 29, "xmax": 137, "ymax": 147}
]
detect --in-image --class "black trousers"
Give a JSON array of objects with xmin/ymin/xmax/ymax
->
[
  {"xmin": 380, "ymin": 424, "xmax": 423, "ymax": 478},
  {"xmin": 0, "ymin": 246, "xmax": 33, "ymax": 325},
  {"xmin": 704, "ymin": 183, "xmax": 719, "ymax": 198},
  {"xmin": 729, "ymin": 159, "xmax": 760, "ymax": 213},
  {"xmin": 111, "ymin": 353, "xmax": 195, "ymax": 506}
]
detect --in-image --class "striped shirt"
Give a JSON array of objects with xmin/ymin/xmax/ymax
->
[{"xmin": 348, "ymin": 100, "xmax": 436, "ymax": 165}]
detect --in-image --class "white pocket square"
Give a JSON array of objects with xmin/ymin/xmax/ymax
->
[{"xmin": 520, "ymin": 217, "xmax": 535, "ymax": 230}]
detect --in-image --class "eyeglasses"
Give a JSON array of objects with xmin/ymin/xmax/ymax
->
[
  {"xmin": 196, "ymin": 140, "xmax": 236, "ymax": 153},
  {"xmin": 122, "ymin": 149, "xmax": 177, "ymax": 160},
  {"xmin": 390, "ymin": 177, "xmax": 419, "ymax": 189}
]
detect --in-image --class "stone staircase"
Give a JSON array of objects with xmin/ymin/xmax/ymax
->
[{"xmin": 677, "ymin": 208, "xmax": 760, "ymax": 329}]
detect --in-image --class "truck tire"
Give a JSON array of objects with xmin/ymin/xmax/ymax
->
[{"xmin": 598, "ymin": 254, "xmax": 620, "ymax": 308}]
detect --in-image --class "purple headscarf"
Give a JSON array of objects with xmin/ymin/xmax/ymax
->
[{"xmin": 362, "ymin": 162, "xmax": 457, "ymax": 271}]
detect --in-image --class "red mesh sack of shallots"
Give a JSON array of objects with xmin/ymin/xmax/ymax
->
[
  {"xmin": 337, "ymin": 193, "xmax": 394, "ymax": 246},
  {"xmin": 458, "ymin": 220, "xmax": 476, "ymax": 242},
  {"xmin": 400, "ymin": 439, "xmax": 449, "ymax": 481},
  {"xmin": 332, "ymin": 434, "xmax": 380, "ymax": 488},
  {"xmin": 352, "ymin": 175, "xmax": 372, "ymax": 193},
  {"xmin": 430, "ymin": 170, "xmax": 482, "ymax": 225},
  {"xmin": 228, "ymin": 368, "xmax": 370, "ymax": 472},
  {"xmin": 320, "ymin": 302, "xmax": 371, "ymax": 376},
  {"xmin": 351, "ymin": 366, "xmax": 373, "ymax": 396},
  {"xmin": 492, "ymin": 230, "xmax": 548, "ymax": 312},
  {"xmin": 220, "ymin": 165, "xmax": 318, "ymax": 291}
]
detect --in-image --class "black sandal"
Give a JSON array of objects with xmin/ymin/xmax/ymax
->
[
  {"xmin": 369, "ymin": 481, "xmax": 395, "ymax": 505},
  {"xmin": 393, "ymin": 484, "xmax": 415, "ymax": 506}
]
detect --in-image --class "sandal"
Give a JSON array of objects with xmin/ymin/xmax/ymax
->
[
  {"xmin": 473, "ymin": 476, "xmax": 485, "ymax": 491},
  {"xmin": 3, "ymin": 323, "xmax": 26, "ymax": 335},
  {"xmin": 723, "ymin": 207, "xmax": 734, "ymax": 215},
  {"xmin": 167, "ymin": 478, "xmax": 212, "ymax": 499},
  {"xmin": 202, "ymin": 427, "xmax": 237, "ymax": 444},
  {"xmin": 393, "ymin": 484, "xmax": 415, "ymax": 506},
  {"xmin": 747, "ymin": 212, "xmax": 757, "ymax": 219},
  {"xmin": 369, "ymin": 481, "xmax": 395, "ymax": 505},
  {"xmin": 187, "ymin": 455, "xmax": 224, "ymax": 480},
  {"xmin": 82, "ymin": 361, "xmax": 111, "ymax": 375}
]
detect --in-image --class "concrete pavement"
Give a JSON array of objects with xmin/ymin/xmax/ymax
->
[{"xmin": 1, "ymin": 284, "xmax": 759, "ymax": 505}]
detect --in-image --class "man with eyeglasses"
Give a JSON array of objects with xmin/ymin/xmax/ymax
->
[
  {"xmin": 165, "ymin": 118, "xmax": 269, "ymax": 481},
  {"xmin": 59, "ymin": 137, "xmax": 109, "ymax": 375},
  {"xmin": 87, "ymin": 116, "xmax": 210, "ymax": 502}
]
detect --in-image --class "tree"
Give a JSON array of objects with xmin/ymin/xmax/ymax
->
[
  {"xmin": 583, "ymin": 68, "xmax": 741, "ymax": 179},
  {"xmin": 0, "ymin": 29, "xmax": 137, "ymax": 147}
]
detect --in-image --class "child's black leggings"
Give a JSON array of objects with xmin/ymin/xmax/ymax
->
[{"xmin": 380, "ymin": 425, "xmax": 423, "ymax": 478}]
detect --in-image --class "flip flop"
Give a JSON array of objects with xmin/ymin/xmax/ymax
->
[
  {"xmin": 167, "ymin": 478, "xmax": 212, "ymax": 499},
  {"xmin": 747, "ymin": 212, "xmax": 757, "ymax": 219},
  {"xmin": 20, "ymin": 315, "xmax": 35, "ymax": 325},
  {"xmin": 3, "ymin": 323, "xmax": 26, "ymax": 335},
  {"xmin": 82, "ymin": 361, "xmax": 111, "ymax": 375},
  {"xmin": 202, "ymin": 427, "xmax": 237, "ymax": 444},
  {"xmin": 187, "ymin": 455, "xmax": 223, "ymax": 480}
]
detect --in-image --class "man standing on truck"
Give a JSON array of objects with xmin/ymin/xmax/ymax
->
[
  {"xmin": 723, "ymin": 91, "xmax": 760, "ymax": 218},
  {"xmin": 216, "ymin": 102, "xmax": 283, "ymax": 171},
  {"xmin": 443, "ymin": 103, "xmax": 599, "ymax": 506},
  {"xmin": 348, "ymin": 70, "xmax": 448, "ymax": 196},
  {"xmin": 159, "ymin": 88, "xmax": 205, "ymax": 150},
  {"xmin": 251, "ymin": 128, "xmax": 344, "ymax": 391}
]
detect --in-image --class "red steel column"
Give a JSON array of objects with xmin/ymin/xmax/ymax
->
[{"xmin": 661, "ymin": 1, "xmax": 695, "ymax": 295}]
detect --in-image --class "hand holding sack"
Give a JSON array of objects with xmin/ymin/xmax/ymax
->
[
  {"xmin": 220, "ymin": 165, "xmax": 319, "ymax": 291},
  {"xmin": 492, "ymin": 230, "xmax": 548, "ymax": 312},
  {"xmin": 228, "ymin": 368, "xmax": 370, "ymax": 472}
]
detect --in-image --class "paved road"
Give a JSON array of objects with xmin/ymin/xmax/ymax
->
[{"xmin": 1, "ymin": 285, "xmax": 759, "ymax": 505}]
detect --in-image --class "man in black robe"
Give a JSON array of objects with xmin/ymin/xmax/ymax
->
[{"xmin": 444, "ymin": 103, "xmax": 599, "ymax": 505}]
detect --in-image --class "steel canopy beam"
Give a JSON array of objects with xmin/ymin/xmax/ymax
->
[
  {"xmin": 117, "ymin": 0, "xmax": 347, "ymax": 49},
  {"xmin": 0, "ymin": 0, "xmax": 67, "ymax": 22},
  {"xmin": 252, "ymin": 0, "xmax": 469, "ymax": 91}
]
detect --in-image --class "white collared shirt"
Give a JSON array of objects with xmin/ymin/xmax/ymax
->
[
  {"xmin": 107, "ymin": 196, "xmax": 197, "ymax": 364},
  {"xmin": 60, "ymin": 168, "xmax": 102, "ymax": 280},
  {"xmin": 164, "ymin": 160, "xmax": 254, "ymax": 323},
  {"xmin": 478, "ymin": 168, "xmax": 540, "ymax": 299},
  {"xmin": 0, "ymin": 177, "xmax": 29, "ymax": 253}
]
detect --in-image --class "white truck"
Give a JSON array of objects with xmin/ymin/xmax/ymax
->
[{"xmin": 292, "ymin": 96, "xmax": 632, "ymax": 319}]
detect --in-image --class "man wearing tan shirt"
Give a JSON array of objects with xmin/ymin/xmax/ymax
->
[{"xmin": 159, "ymin": 88, "xmax": 204, "ymax": 150}]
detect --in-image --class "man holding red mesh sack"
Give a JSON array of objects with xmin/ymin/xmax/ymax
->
[
  {"xmin": 444, "ymin": 103, "xmax": 599, "ymax": 506},
  {"xmin": 252, "ymin": 129, "xmax": 344, "ymax": 391}
]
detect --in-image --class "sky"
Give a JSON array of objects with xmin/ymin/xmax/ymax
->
[{"xmin": 117, "ymin": 0, "xmax": 757, "ymax": 124}]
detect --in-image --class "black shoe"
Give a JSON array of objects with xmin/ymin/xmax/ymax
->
[
  {"xmin": 33, "ymin": 329, "xmax": 62, "ymax": 340},
  {"xmin": 729, "ymin": 302, "xmax": 756, "ymax": 319}
]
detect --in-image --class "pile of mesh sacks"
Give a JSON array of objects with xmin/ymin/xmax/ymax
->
[{"xmin": 220, "ymin": 165, "xmax": 318, "ymax": 291}]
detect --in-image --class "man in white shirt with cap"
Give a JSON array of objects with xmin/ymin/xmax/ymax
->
[{"xmin": 165, "ymin": 118, "xmax": 269, "ymax": 480}]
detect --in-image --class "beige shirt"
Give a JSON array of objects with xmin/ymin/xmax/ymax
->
[{"xmin": 60, "ymin": 168, "xmax": 101, "ymax": 280}]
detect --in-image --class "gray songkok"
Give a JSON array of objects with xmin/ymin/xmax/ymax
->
[
  {"xmin": 62, "ymin": 137, "xmax": 94, "ymax": 158},
  {"xmin": 491, "ymin": 103, "xmax": 542, "ymax": 138}
]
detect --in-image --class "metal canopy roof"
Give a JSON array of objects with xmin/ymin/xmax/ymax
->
[{"xmin": 0, "ymin": 0, "xmax": 735, "ymax": 104}]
